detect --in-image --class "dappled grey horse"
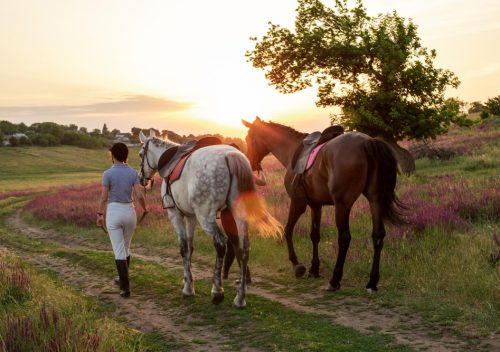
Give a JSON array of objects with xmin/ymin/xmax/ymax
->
[{"xmin": 138, "ymin": 130, "xmax": 282, "ymax": 308}]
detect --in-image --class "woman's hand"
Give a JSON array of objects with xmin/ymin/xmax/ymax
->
[
  {"xmin": 96, "ymin": 214, "xmax": 104, "ymax": 228},
  {"xmin": 97, "ymin": 186, "xmax": 109, "ymax": 229},
  {"xmin": 138, "ymin": 209, "xmax": 149, "ymax": 224}
]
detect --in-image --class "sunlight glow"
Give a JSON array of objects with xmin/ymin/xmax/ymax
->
[{"xmin": 0, "ymin": 0, "xmax": 498, "ymax": 135}]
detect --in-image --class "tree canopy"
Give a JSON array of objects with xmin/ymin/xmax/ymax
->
[
  {"xmin": 485, "ymin": 95, "xmax": 500, "ymax": 116},
  {"xmin": 246, "ymin": 0, "xmax": 469, "ymax": 142}
]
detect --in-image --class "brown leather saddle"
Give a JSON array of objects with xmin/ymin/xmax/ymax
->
[{"xmin": 291, "ymin": 125, "xmax": 344, "ymax": 175}]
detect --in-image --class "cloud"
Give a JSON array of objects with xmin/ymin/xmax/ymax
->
[{"xmin": 0, "ymin": 95, "xmax": 192, "ymax": 118}]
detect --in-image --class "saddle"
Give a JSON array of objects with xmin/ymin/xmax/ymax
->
[
  {"xmin": 160, "ymin": 136, "xmax": 222, "ymax": 209},
  {"xmin": 158, "ymin": 136, "xmax": 222, "ymax": 178},
  {"xmin": 291, "ymin": 125, "xmax": 344, "ymax": 175}
]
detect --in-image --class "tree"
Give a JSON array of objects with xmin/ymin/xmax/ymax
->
[
  {"xmin": 0, "ymin": 121, "xmax": 17, "ymax": 135},
  {"xmin": 79, "ymin": 126, "xmax": 88, "ymax": 134},
  {"xmin": 8, "ymin": 136, "xmax": 18, "ymax": 146},
  {"xmin": 67, "ymin": 124, "xmax": 79, "ymax": 131},
  {"xmin": 468, "ymin": 101, "xmax": 486, "ymax": 114},
  {"xmin": 485, "ymin": 95, "xmax": 500, "ymax": 116},
  {"xmin": 102, "ymin": 123, "xmax": 109, "ymax": 136},
  {"xmin": 19, "ymin": 136, "xmax": 31, "ymax": 145},
  {"xmin": 246, "ymin": 0, "xmax": 469, "ymax": 173},
  {"xmin": 31, "ymin": 122, "xmax": 64, "ymax": 144}
]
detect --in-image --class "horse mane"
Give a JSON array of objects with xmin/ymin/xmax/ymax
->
[
  {"xmin": 151, "ymin": 136, "xmax": 178, "ymax": 148},
  {"xmin": 264, "ymin": 121, "xmax": 308, "ymax": 139}
]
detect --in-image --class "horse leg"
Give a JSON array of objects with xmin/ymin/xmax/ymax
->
[
  {"xmin": 308, "ymin": 205, "xmax": 322, "ymax": 278},
  {"xmin": 366, "ymin": 201, "xmax": 386, "ymax": 292},
  {"xmin": 222, "ymin": 238, "xmax": 235, "ymax": 279},
  {"xmin": 185, "ymin": 216, "xmax": 196, "ymax": 290},
  {"xmin": 233, "ymin": 218, "xmax": 249, "ymax": 308},
  {"xmin": 328, "ymin": 202, "xmax": 352, "ymax": 291},
  {"xmin": 285, "ymin": 199, "xmax": 307, "ymax": 278},
  {"xmin": 221, "ymin": 209, "xmax": 251, "ymax": 284},
  {"xmin": 221, "ymin": 208, "xmax": 237, "ymax": 280},
  {"xmin": 168, "ymin": 209, "xmax": 195, "ymax": 296},
  {"xmin": 199, "ymin": 216, "xmax": 226, "ymax": 305},
  {"xmin": 224, "ymin": 233, "xmax": 251, "ymax": 284}
]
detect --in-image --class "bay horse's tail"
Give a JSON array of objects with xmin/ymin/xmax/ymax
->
[
  {"xmin": 364, "ymin": 139, "xmax": 407, "ymax": 225},
  {"xmin": 225, "ymin": 153, "xmax": 283, "ymax": 239}
]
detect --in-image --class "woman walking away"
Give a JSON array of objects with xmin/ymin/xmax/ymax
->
[{"xmin": 96, "ymin": 142, "xmax": 148, "ymax": 298}]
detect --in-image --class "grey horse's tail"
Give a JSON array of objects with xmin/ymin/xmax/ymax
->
[{"xmin": 225, "ymin": 152, "xmax": 283, "ymax": 239}]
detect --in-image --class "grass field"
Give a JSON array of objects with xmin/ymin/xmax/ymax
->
[{"xmin": 0, "ymin": 119, "xmax": 499, "ymax": 351}]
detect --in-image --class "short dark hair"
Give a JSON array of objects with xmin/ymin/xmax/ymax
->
[{"xmin": 109, "ymin": 143, "xmax": 128, "ymax": 162}]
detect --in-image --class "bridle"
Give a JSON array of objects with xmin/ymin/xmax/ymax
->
[
  {"xmin": 140, "ymin": 139, "xmax": 156, "ymax": 187},
  {"xmin": 246, "ymin": 133, "xmax": 264, "ymax": 172}
]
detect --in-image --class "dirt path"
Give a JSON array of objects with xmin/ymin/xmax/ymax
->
[
  {"xmin": 29, "ymin": 254, "xmax": 228, "ymax": 352},
  {"xmin": 7, "ymin": 210, "xmax": 499, "ymax": 352},
  {"xmin": 4, "ymin": 213, "xmax": 255, "ymax": 352}
]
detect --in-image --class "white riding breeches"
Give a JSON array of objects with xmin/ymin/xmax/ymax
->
[{"xmin": 106, "ymin": 202, "xmax": 137, "ymax": 260}]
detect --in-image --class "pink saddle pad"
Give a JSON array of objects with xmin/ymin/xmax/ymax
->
[{"xmin": 306, "ymin": 143, "xmax": 326, "ymax": 170}]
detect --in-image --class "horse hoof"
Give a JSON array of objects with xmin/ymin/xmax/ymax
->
[
  {"xmin": 366, "ymin": 285, "xmax": 378, "ymax": 293},
  {"xmin": 182, "ymin": 287, "xmax": 195, "ymax": 297},
  {"xmin": 211, "ymin": 291, "xmax": 225, "ymax": 305},
  {"xmin": 326, "ymin": 283, "xmax": 341, "ymax": 292},
  {"xmin": 294, "ymin": 264, "xmax": 306, "ymax": 278},
  {"xmin": 233, "ymin": 296, "xmax": 246, "ymax": 309},
  {"xmin": 235, "ymin": 277, "xmax": 252, "ymax": 285}
]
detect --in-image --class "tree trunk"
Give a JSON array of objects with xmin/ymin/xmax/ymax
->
[{"xmin": 379, "ymin": 137, "xmax": 415, "ymax": 175}]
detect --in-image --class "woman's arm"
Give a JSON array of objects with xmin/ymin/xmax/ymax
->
[
  {"xmin": 96, "ymin": 186, "xmax": 109, "ymax": 227},
  {"xmin": 133, "ymin": 184, "xmax": 148, "ymax": 213}
]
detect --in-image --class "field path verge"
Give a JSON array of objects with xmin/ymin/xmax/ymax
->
[{"xmin": 7, "ymin": 210, "xmax": 499, "ymax": 352}]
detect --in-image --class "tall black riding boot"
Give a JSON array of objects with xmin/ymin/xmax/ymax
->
[
  {"xmin": 115, "ymin": 259, "xmax": 130, "ymax": 298},
  {"xmin": 114, "ymin": 255, "xmax": 130, "ymax": 285}
]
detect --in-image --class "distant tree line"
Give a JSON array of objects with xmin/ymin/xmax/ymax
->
[
  {"xmin": 468, "ymin": 95, "xmax": 500, "ymax": 119},
  {"xmin": 130, "ymin": 127, "xmax": 245, "ymax": 151},
  {"xmin": 0, "ymin": 121, "xmax": 245, "ymax": 150},
  {"xmin": 0, "ymin": 121, "xmax": 117, "ymax": 148},
  {"xmin": 0, "ymin": 121, "xmax": 114, "ymax": 148}
]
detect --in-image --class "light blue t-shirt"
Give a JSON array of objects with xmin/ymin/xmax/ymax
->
[{"xmin": 102, "ymin": 164, "xmax": 140, "ymax": 203}]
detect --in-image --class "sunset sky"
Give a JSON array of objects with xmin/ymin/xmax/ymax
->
[{"xmin": 1, "ymin": 0, "xmax": 499, "ymax": 137}]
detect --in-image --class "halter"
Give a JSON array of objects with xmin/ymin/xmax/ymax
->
[
  {"xmin": 246, "ymin": 133, "xmax": 264, "ymax": 171},
  {"xmin": 140, "ymin": 139, "xmax": 156, "ymax": 186}
]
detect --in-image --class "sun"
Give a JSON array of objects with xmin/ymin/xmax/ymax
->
[{"xmin": 190, "ymin": 64, "xmax": 279, "ymax": 128}]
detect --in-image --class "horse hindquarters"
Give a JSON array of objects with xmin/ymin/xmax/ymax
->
[{"xmin": 224, "ymin": 152, "xmax": 282, "ymax": 307}]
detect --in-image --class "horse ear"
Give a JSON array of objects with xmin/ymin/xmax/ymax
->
[
  {"xmin": 149, "ymin": 129, "xmax": 158, "ymax": 138},
  {"xmin": 139, "ymin": 131, "xmax": 147, "ymax": 143},
  {"xmin": 241, "ymin": 119, "xmax": 253, "ymax": 128},
  {"xmin": 255, "ymin": 116, "xmax": 261, "ymax": 122}
]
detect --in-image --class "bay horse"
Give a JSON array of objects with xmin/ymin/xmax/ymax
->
[
  {"xmin": 242, "ymin": 117, "xmax": 405, "ymax": 292},
  {"xmin": 138, "ymin": 130, "xmax": 282, "ymax": 307}
]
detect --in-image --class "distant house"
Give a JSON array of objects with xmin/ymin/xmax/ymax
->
[{"xmin": 113, "ymin": 134, "xmax": 136, "ymax": 147}]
